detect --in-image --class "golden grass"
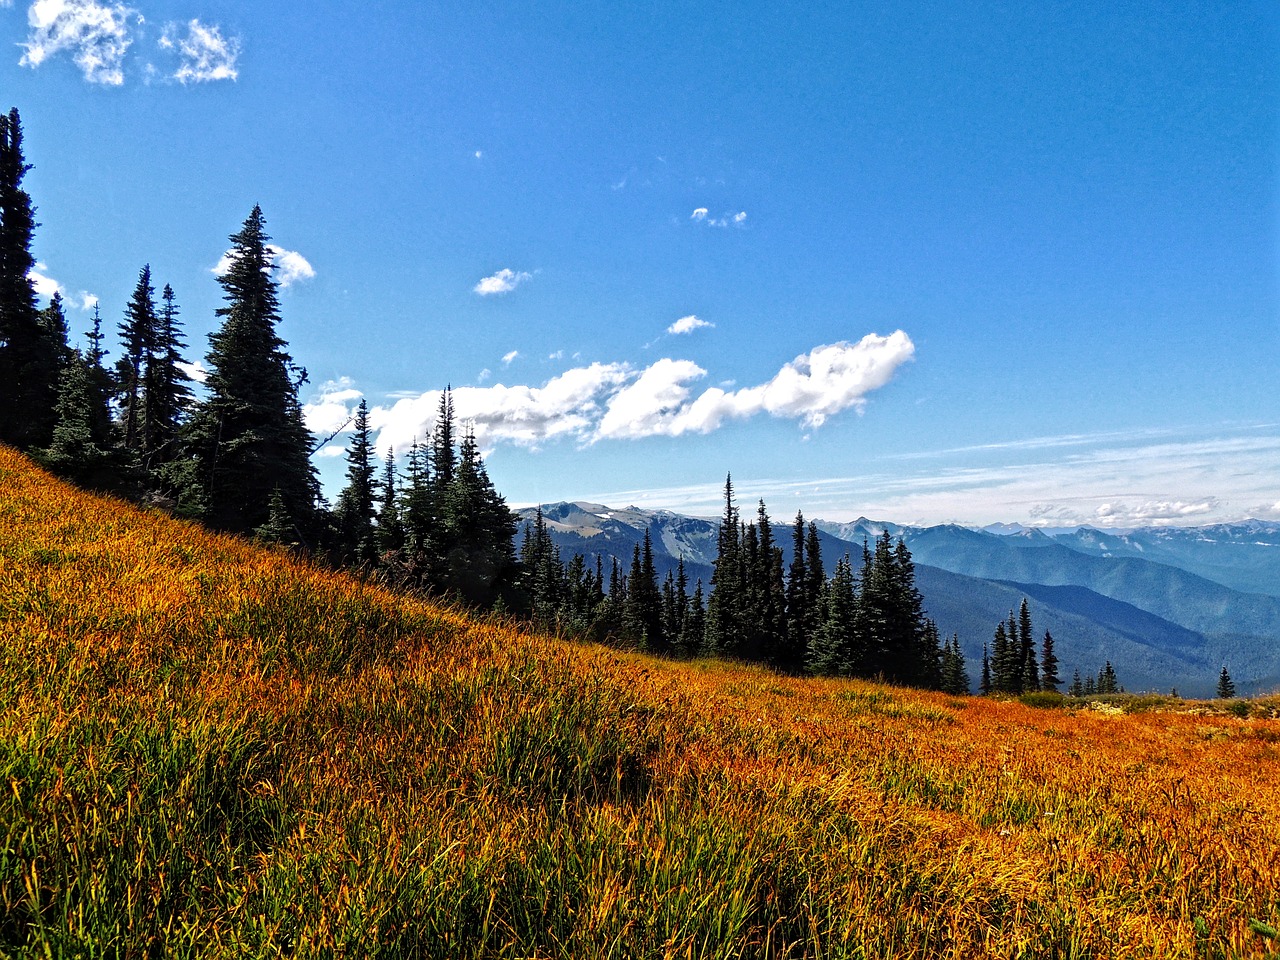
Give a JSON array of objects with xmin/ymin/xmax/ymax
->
[{"xmin": 1, "ymin": 444, "xmax": 1277, "ymax": 958}]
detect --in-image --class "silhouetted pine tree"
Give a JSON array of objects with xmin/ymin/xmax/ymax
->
[
  {"xmin": 147, "ymin": 283, "xmax": 193, "ymax": 478},
  {"xmin": 0, "ymin": 107, "xmax": 62, "ymax": 449},
  {"xmin": 680, "ymin": 579, "xmax": 706, "ymax": 657},
  {"xmin": 179, "ymin": 206, "xmax": 318, "ymax": 535},
  {"xmin": 117, "ymin": 264, "xmax": 158, "ymax": 458},
  {"xmin": 375, "ymin": 449, "xmax": 404, "ymax": 554},
  {"xmin": 1068, "ymin": 669, "xmax": 1083, "ymax": 697},
  {"xmin": 440, "ymin": 427, "xmax": 518, "ymax": 606},
  {"xmin": 785, "ymin": 512, "xmax": 809, "ymax": 653},
  {"xmin": 704, "ymin": 475, "xmax": 743, "ymax": 657},
  {"xmin": 334, "ymin": 399, "xmax": 378, "ymax": 565},
  {"xmin": 753, "ymin": 500, "xmax": 792, "ymax": 670},
  {"xmin": 980, "ymin": 642, "xmax": 993, "ymax": 695}
]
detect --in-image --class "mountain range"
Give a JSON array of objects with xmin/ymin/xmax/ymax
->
[{"xmin": 515, "ymin": 503, "xmax": 1280, "ymax": 698}]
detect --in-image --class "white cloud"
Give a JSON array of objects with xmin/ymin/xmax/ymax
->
[
  {"xmin": 690, "ymin": 207, "xmax": 747, "ymax": 228},
  {"xmin": 20, "ymin": 0, "xmax": 134, "ymax": 84},
  {"xmin": 212, "ymin": 244, "xmax": 315, "ymax": 288},
  {"xmin": 548, "ymin": 350, "xmax": 564, "ymax": 361},
  {"xmin": 74, "ymin": 290, "xmax": 97, "ymax": 309},
  {"xmin": 591, "ymin": 333, "xmax": 914, "ymax": 440},
  {"xmin": 667, "ymin": 314, "xmax": 713, "ymax": 336},
  {"xmin": 315, "ymin": 445, "xmax": 347, "ymax": 459},
  {"xmin": 474, "ymin": 150, "xmax": 483, "ymax": 159},
  {"xmin": 303, "ymin": 378, "xmax": 362, "ymax": 435},
  {"xmin": 176, "ymin": 359, "xmax": 209, "ymax": 383},
  {"xmin": 477, "ymin": 368, "xmax": 491, "ymax": 383},
  {"xmin": 327, "ymin": 331, "xmax": 913, "ymax": 456},
  {"xmin": 474, "ymin": 268, "xmax": 532, "ymax": 296},
  {"xmin": 374, "ymin": 362, "xmax": 632, "ymax": 453},
  {"xmin": 161, "ymin": 18, "xmax": 239, "ymax": 83},
  {"xmin": 501, "ymin": 350, "xmax": 519, "ymax": 366},
  {"xmin": 28, "ymin": 264, "xmax": 61, "ymax": 297}
]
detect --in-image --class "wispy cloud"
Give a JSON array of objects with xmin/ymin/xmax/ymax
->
[
  {"xmin": 474, "ymin": 268, "xmax": 532, "ymax": 296},
  {"xmin": 20, "ymin": 0, "xmax": 134, "ymax": 85},
  {"xmin": 159, "ymin": 18, "xmax": 239, "ymax": 83},
  {"xmin": 212, "ymin": 244, "xmax": 315, "ymax": 288},
  {"xmin": 667, "ymin": 314, "xmax": 713, "ymax": 336},
  {"xmin": 501, "ymin": 350, "xmax": 519, "ymax": 366},
  {"xmin": 579, "ymin": 426, "xmax": 1280, "ymax": 528},
  {"xmin": 690, "ymin": 207, "xmax": 747, "ymax": 228}
]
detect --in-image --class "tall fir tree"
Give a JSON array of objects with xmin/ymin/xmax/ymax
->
[
  {"xmin": 117, "ymin": 264, "xmax": 158, "ymax": 458},
  {"xmin": 334, "ymin": 399, "xmax": 378, "ymax": 565},
  {"xmin": 752, "ymin": 500, "xmax": 791, "ymax": 670},
  {"xmin": 40, "ymin": 348, "xmax": 119, "ymax": 489},
  {"xmin": 375, "ymin": 449, "xmax": 404, "ymax": 554},
  {"xmin": 785, "ymin": 511, "xmax": 809, "ymax": 655},
  {"xmin": 1040, "ymin": 630, "xmax": 1061, "ymax": 693},
  {"xmin": 1018, "ymin": 599, "xmax": 1040, "ymax": 692},
  {"xmin": 704, "ymin": 475, "xmax": 743, "ymax": 657},
  {"xmin": 179, "ymin": 206, "xmax": 318, "ymax": 534},
  {"xmin": 0, "ymin": 107, "xmax": 62, "ymax": 449},
  {"xmin": 146, "ymin": 283, "xmax": 193, "ymax": 476},
  {"xmin": 1216, "ymin": 665, "xmax": 1236, "ymax": 699}
]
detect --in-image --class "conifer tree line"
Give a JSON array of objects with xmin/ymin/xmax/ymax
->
[
  {"xmin": 518, "ymin": 475, "xmax": 964, "ymax": 690},
  {"xmin": 0, "ymin": 107, "xmax": 519, "ymax": 606}
]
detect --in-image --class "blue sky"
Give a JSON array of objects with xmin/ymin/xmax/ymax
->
[{"xmin": 6, "ymin": 0, "xmax": 1278, "ymax": 526}]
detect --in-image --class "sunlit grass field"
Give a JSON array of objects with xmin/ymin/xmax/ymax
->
[{"xmin": 1, "ymin": 445, "xmax": 1278, "ymax": 958}]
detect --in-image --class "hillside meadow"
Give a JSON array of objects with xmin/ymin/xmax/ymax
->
[{"xmin": 0, "ymin": 445, "xmax": 1278, "ymax": 958}]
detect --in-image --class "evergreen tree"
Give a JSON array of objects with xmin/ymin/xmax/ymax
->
[
  {"xmin": 1068, "ymin": 669, "xmax": 1084, "ymax": 698},
  {"xmin": 991, "ymin": 620, "xmax": 1011, "ymax": 693},
  {"xmin": 809, "ymin": 554, "xmax": 856, "ymax": 676},
  {"xmin": 804, "ymin": 521, "xmax": 826, "ymax": 635},
  {"xmin": 1097, "ymin": 661, "xmax": 1118, "ymax": 694},
  {"xmin": 704, "ymin": 475, "xmax": 743, "ymax": 657},
  {"xmin": 940, "ymin": 634, "xmax": 970, "ymax": 695},
  {"xmin": 117, "ymin": 264, "xmax": 158, "ymax": 457},
  {"xmin": 180, "ymin": 206, "xmax": 318, "ymax": 535},
  {"xmin": 439, "ymin": 427, "xmax": 518, "ymax": 606},
  {"xmin": 431, "ymin": 388, "xmax": 456, "ymax": 489},
  {"xmin": 375, "ymin": 449, "xmax": 404, "ymax": 554},
  {"xmin": 147, "ymin": 283, "xmax": 193, "ymax": 474},
  {"xmin": 1040, "ymin": 630, "xmax": 1061, "ymax": 693},
  {"xmin": 334, "ymin": 399, "xmax": 378, "ymax": 565},
  {"xmin": 753, "ymin": 500, "xmax": 791, "ymax": 670},
  {"xmin": 680, "ymin": 579, "xmax": 706, "ymax": 657},
  {"xmin": 40, "ymin": 349, "xmax": 119, "ymax": 489},
  {"xmin": 0, "ymin": 107, "xmax": 61, "ymax": 449},
  {"xmin": 980, "ymin": 642, "xmax": 992, "ymax": 695},
  {"xmin": 1217, "ymin": 665, "xmax": 1236, "ymax": 699},
  {"xmin": 1018, "ymin": 599, "xmax": 1039, "ymax": 692},
  {"xmin": 40, "ymin": 290, "xmax": 72, "ymax": 368},
  {"xmin": 785, "ymin": 512, "xmax": 809, "ymax": 654}
]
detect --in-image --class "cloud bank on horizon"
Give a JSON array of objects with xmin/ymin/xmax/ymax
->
[
  {"xmin": 14, "ymin": 0, "xmax": 239, "ymax": 85},
  {"xmin": 570, "ymin": 426, "xmax": 1280, "ymax": 530},
  {"xmin": 304, "ymin": 330, "xmax": 915, "ymax": 454}
]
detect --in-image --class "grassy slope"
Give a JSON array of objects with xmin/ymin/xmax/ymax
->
[{"xmin": 1, "ymin": 446, "xmax": 1278, "ymax": 959}]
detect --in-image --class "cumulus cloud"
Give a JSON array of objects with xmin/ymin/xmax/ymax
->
[
  {"xmin": 176, "ymin": 359, "xmax": 209, "ymax": 384},
  {"xmin": 1094, "ymin": 499, "xmax": 1220, "ymax": 525},
  {"xmin": 667, "ymin": 314, "xmax": 713, "ymax": 336},
  {"xmin": 474, "ymin": 268, "xmax": 532, "ymax": 296},
  {"xmin": 595, "ymin": 332, "xmax": 915, "ymax": 440},
  {"xmin": 212, "ymin": 244, "xmax": 315, "ymax": 288},
  {"xmin": 20, "ymin": 0, "xmax": 134, "ymax": 85},
  {"xmin": 690, "ymin": 208, "xmax": 708, "ymax": 221},
  {"xmin": 28, "ymin": 263, "xmax": 61, "ymax": 297},
  {"xmin": 318, "ymin": 331, "xmax": 914, "ymax": 457},
  {"xmin": 375, "ymin": 362, "xmax": 632, "ymax": 453},
  {"xmin": 302, "ymin": 378, "xmax": 363, "ymax": 436},
  {"xmin": 160, "ymin": 18, "xmax": 239, "ymax": 83}
]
